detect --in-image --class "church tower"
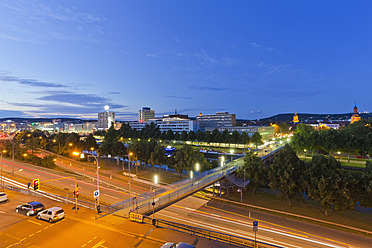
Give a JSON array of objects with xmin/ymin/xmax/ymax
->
[
  {"xmin": 293, "ymin": 112, "xmax": 299, "ymax": 123},
  {"xmin": 351, "ymin": 103, "xmax": 361, "ymax": 124}
]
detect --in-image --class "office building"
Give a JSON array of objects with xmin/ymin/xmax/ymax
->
[
  {"xmin": 149, "ymin": 115, "xmax": 198, "ymax": 133},
  {"xmin": 196, "ymin": 112, "xmax": 236, "ymax": 131},
  {"xmin": 138, "ymin": 107, "xmax": 155, "ymax": 123}
]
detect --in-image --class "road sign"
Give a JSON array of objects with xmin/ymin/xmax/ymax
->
[
  {"xmin": 253, "ymin": 221, "xmax": 258, "ymax": 227},
  {"xmin": 94, "ymin": 190, "xmax": 99, "ymax": 198},
  {"xmin": 253, "ymin": 226, "xmax": 258, "ymax": 232}
]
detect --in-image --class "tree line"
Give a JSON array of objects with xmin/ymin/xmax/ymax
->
[
  {"xmin": 291, "ymin": 120, "xmax": 372, "ymax": 161},
  {"xmin": 239, "ymin": 144, "xmax": 372, "ymax": 216},
  {"xmin": 97, "ymin": 122, "xmax": 263, "ymax": 146}
]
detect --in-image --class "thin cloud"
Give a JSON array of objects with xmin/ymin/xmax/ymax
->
[
  {"xmin": 0, "ymin": 74, "xmax": 66, "ymax": 88},
  {"xmin": 191, "ymin": 85, "xmax": 233, "ymax": 92},
  {"xmin": 0, "ymin": 1, "xmax": 107, "ymax": 43},
  {"xmin": 250, "ymin": 42, "xmax": 275, "ymax": 52},
  {"xmin": 165, "ymin": 96, "xmax": 192, "ymax": 100}
]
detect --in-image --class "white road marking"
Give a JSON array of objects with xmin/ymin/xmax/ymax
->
[
  {"xmin": 103, "ymin": 194, "xmax": 119, "ymax": 200},
  {"xmin": 0, "ymin": 211, "xmax": 5, "ymax": 214}
]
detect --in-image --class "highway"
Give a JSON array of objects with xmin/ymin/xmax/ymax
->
[
  {"xmin": 0, "ymin": 155, "xmax": 150, "ymax": 206},
  {"xmin": 2, "ymin": 150, "xmax": 372, "ymax": 248},
  {"xmin": 154, "ymin": 196, "xmax": 372, "ymax": 248}
]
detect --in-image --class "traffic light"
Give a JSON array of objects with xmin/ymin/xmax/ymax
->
[
  {"xmin": 32, "ymin": 179, "xmax": 40, "ymax": 191},
  {"xmin": 75, "ymin": 190, "xmax": 79, "ymax": 197}
]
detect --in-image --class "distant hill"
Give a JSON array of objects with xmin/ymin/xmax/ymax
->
[{"xmin": 237, "ymin": 112, "xmax": 372, "ymax": 125}]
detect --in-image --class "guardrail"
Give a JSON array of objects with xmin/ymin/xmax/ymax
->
[
  {"xmin": 4, "ymin": 183, "xmax": 111, "ymax": 213},
  {"xmin": 150, "ymin": 218, "xmax": 283, "ymax": 248}
]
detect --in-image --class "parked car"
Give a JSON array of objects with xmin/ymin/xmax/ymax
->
[
  {"xmin": 0, "ymin": 192, "xmax": 8, "ymax": 203},
  {"xmin": 161, "ymin": 242, "xmax": 195, "ymax": 248},
  {"xmin": 37, "ymin": 207, "xmax": 65, "ymax": 223},
  {"xmin": 15, "ymin": 201, "xmax": 45, "ymax": 216}
]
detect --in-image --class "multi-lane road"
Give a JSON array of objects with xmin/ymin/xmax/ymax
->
[{"xmin": 1, "ymin": 151, "xmax": 372, "ymax": 247}]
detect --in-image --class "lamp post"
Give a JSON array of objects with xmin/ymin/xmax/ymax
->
[
  {"xmin": 128, "ymin": 152, "xmax": 133, "ymax": 204},
  {"xmin": 221, "ymin": 156, "xmax": 224, "ymax": 167},
  {"xmin": 74, "ymin": 148, "xmax": 99, "ymax": 214},
  {"xmin": 88, "ymin": 148, "xmax": 100, "ymax": 213},
  {"xmin": 190, "ymin": 171, "xmax": 193, "ymax": 186},
  {"xmin": 195, "ymin": 163, "xmax": 199, "ymax": 176},
  {"xmin": 153, "ymin": 175, "xmax": 158, "ymax": 220},
  {"xmin": 1, "ymin": 150, "xmax": 8, "ymax": 191}
]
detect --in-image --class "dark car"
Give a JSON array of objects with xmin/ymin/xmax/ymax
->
[{"xmin": 16, "ymin": 201, "xmax": 45, "ymax": 216}]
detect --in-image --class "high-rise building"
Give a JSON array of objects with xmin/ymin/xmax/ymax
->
[
  {"xmin": 138, "ymin": 107, "xmax": 155, "ymax": 123},
  {"xmin": 98, "ymin": 106, "xmax": 115, "ymax": 130},
  {"xmin": 196, "ymin": 112, "xmax": 236, "ymax": 131}
]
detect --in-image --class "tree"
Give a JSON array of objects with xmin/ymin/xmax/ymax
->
[
  {"xmin": 239, "ymin": 132, "xmax": 250, "ymax": 145},
  {"xmin": 231, "ymin": 130, "xmax": 240, "ymax": 144},
  {"xmin": 305, "ymin": 155, "xmax": 355, "ymax": 216},
  {"xmin": 238, "ymin": 152, "xmax": 265, "ymax": 198},
  {"xmin": 188, "ymin": 130, "xmax": 196, "ymax": 141},
  {"xmin": 180, "ymin": 131, "xmax": 188, "ymax": 141},
  {"xmin": 173, "ymin": 145, "xmax": 207, "ymax": 178},
  {"xmin": 251, "ymin": 132, "xmax": 262, "ymax": 148},
  {"xmin": 166, "ymin": 130, "xmax": 175, "ymax": 140},
  {"xmin": 150, "ymin": 144, "xmax": 166, "ymax": 171},
  {"xmin": 268, "ymin": 144, "xmax": 304, "ymax": 207},
  {"xmin": 84, "ymin": 134, "xmax": 97, "ymax": 151},
  {"xmin": 196, "ymin": 129, "xmax": 205, "ymax": 142}
]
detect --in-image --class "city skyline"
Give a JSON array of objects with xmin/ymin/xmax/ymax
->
[{"xmin": 0, "ymin": 1, "xmax": 371, "ymax": 120}]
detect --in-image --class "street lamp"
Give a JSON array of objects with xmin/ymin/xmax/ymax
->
[
  {"xmin": 1, "ymin": 150, "xmax": 8, "ymax": 191},
  {"xmin": 128, "ymin": 152, "xmax": 133, "ymax": 204},
  {"xmin": 195, "ymin": 163, "xmax": 199, "ymax": 175},
  {"xmin": 74, "ymin": 148, "xmax": 100, "ymax": 214},
  {"xmin": 190, "ymin": 171, "xmax": 193, "ymax": 186},
  {"xmin": 153, "ymin": 175, "xmax": 158, "ymax": 220},
  {"xmin": 221, "ymin": 156, "xmax": 224, "ymax": 167}
]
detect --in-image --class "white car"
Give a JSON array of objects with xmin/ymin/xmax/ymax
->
[
  {"xmin": 161, "ymin": 242, "xmax": 195, "ymax": 248},
  {"xmin": 37, "ymin": 207, "xmax": 65, "ymax": 223},
  {"xmin": 0, "ymin": 192, "xmax": 8, "ymax": 203}
]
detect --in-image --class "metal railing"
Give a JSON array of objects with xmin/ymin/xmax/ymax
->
[
  {"xmin": 109, "ymin": 147, "xmax": 283, "ymax": 215},
  {"xmin": 151, "ymin": 218, "xmax": 283, "ymax": 248},
  {"xmin": 109, "ymin": 157, "xmax": 244, "ymax": 216}
]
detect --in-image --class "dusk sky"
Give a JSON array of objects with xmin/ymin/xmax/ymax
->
[{"xmin": 0, "ymin": 1, "xmax": 371, "ymax": 120}]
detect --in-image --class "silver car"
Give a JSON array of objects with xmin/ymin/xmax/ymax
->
[
  {"xmin": 0, "ymin": 192, "xmax": 8, "ymax": 203},
  {"xmin": 37, "ymin": 207, "xmax": 65, "ymax": 223},
  {"xmin": 161, "ymin": 242, "xmax": 195, "ymax": 248}
]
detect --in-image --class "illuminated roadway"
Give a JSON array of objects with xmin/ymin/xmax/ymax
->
[
  {"xmin": 154, "ymin": 196, "xmax": 372, "ymax": 248},
  {"xmin": 2, "ymin": 149, "xmax": 372, "ymax": 248}
]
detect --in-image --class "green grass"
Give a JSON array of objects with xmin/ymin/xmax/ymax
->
[
  {"xmin": 299, "ymin": 155, "xmax": 366, "ymax": 168},
  {"xmin": 224, "ymin": 189, "xmax": 372, "ymax": 235}
]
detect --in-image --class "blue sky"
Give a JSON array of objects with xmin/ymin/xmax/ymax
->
[{"xmin": 0, "ymin": 0, "xmax": 371, "ymax": 120}]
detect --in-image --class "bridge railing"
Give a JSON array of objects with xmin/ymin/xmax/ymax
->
[{"xmin": 109, "ymin": 155, "xmax": 245, "ymax": 214}]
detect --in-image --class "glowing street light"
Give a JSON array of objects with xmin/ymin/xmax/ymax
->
[
  {"xmin": 153, "ymin": 175, "xmax": 158, "ymax": 219},
  {"xmin": 73, "ymin": 149, "xmax": 101, "ymax": 215},
  {"xmin": 1, "ymin": 150, "xmax": 8, "ymax": 191},
  {"xmin": 128, "ymin": 152, "xmax": 133, "ymax": 203},
  {"xmin": 221, "ymin": 156, "xmax": 224, "ymax": 167}
]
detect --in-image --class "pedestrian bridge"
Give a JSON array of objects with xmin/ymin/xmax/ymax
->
[{"xmin": 109, "ymin": 147, "xmax": 282, "ymax": 217}]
